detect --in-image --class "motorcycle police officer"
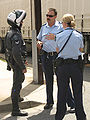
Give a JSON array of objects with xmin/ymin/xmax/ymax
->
[{"xmin": 5, "ymin": 10, "xmax": 28, "ymax": 116}]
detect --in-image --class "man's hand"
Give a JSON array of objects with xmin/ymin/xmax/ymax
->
[
  {"xmin": 37, "ymin": 41, "xmax": 43, "ymax": 50},
  {"xmin": 22, "ymin": 68, "xmax": 27, "ymax": 73},
  {"xmin": 79, "ymin": 48, "xmax": 83, "ymax": 52},
  {"xmin": 56, "ymin": 47, "xmax": 59, "ymax": 53},
  {"xmin": 25, "ymin": 60, "xmax": 28, "ymax": 65},
  {"xmin": 45, "ymin": 33, "xmax": 56, "ymax": 40}
]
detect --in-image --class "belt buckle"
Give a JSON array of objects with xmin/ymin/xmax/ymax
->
[{"xmin": 50, "ymin": 52, "xmax": 53, "ymax": 56}]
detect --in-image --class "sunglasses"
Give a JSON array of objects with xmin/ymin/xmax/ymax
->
[{"xmin": 46, "ymin": 14, "xmax": 55, "ymax": 17}]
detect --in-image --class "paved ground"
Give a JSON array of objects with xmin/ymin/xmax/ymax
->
[{"xmin": 0, "ymin": 53, "xmax": 90, "ymax": 120}]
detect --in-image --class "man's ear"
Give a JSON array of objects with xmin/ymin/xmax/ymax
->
[{"xmin": 55, "ymin": 16, "xmax": 57, "ymax": 19}]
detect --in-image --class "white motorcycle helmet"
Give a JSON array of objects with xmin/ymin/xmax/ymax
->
[{"xmin": 7, "ymin": 9, "xmax": 26, "ymax": 28}]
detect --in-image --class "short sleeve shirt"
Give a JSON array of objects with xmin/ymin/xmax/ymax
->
[
  {"xmin": 56, "ymin": 27, "xmax": 84, "ymax": 59},
  {"xmin": 37, "ymin": 21, "xmax": 63, "ymax": 52}
]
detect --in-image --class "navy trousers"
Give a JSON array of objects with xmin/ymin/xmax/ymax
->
[
  {"xmin": 11, "ymin": 63, "xmax": 25, "ymax": 111},
  {"xmin": 55, "ymin": 63, "xmax": 86, "ymax": 120},
  {"xmin": 41, "ymin": 53, "xmax": 74, "ymax": 107}
]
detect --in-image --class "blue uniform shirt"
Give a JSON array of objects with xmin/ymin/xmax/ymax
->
[
  {"xmin": 56, "ymin": 27, "xmax": 84, "ymax": 59},
  {"xmin": 37, "ymin": 21, "xmax": 63, "ymax": 52}
]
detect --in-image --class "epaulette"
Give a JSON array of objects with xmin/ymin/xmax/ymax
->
[
  {"xmin": 75, "ymin": 29, "xmax": 82, "ymax": 34},
  {"xmin": 42, "ymin": 23, "xmax": 47, "ymax": 26},
  {"xmin": 59, "ymin": 21, "xmax": 62, "ymax": 24},
  {"xmin": 57, "ymin": 30, "xmax": 64, "ymax": 34}
]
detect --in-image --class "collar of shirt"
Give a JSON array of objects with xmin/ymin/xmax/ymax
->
[
  {"xmin": 46, "ymin": 20, "xmax": 60, "ymax": 28},
  {"xmin": 64, "ymin": 27, "xmax": 74, "ymax": 31}
]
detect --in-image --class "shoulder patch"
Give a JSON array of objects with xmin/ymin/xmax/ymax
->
[
  {"xmin": 42, "ymin": 23, "xmax": 47, "ymax": 26},
  {"xmin": 15, "ymin": 41, "xmax": 20, "ymax": 44},
  {"xmin": 75, "ymin": 30, "xmax": 82, "ymax": 34},
  {"xmin": 12, "ymin": 34, "xmax": 20, "ymax": 45}
]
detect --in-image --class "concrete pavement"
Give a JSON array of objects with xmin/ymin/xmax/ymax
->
[{"xmin": 0, "ymin": 54, "xmax": 90, "ymax": 120}]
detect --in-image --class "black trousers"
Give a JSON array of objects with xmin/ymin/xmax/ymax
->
[
  {"xmin": 55, "ymin": 63, "xmax": 86, "ymax": 120},
  {"xmin": 41, "ymin": 53, "xmax": 74, "ymax": 107},
  {"xmin": 11, "ymin": 64, "xmax": 25, "ymax": 111}
]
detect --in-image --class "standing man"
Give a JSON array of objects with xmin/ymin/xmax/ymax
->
[
  {"xmin": 55, "ymin": 14, "xmax": 86, "ymax": 120},
  {"xmin": 5, "ymin": 10, "xmax": 28, "ymax": 116},
  {"xmin": 37, "ymin": 8, "xmax": 75, "ymax": 110}
]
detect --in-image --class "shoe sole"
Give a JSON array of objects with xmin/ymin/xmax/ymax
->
[{"xmin": 11, "ymin": 113, "xmax": 28, "ymax": 116}]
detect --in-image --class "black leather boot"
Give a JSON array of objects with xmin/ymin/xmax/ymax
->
[
  {"xmin": 18, "ymin": 97, "xmax": 24, "ymax": 102},
  {"xmin": 11, "ymin": 109, "xmax": 28, "ymax": 116}
]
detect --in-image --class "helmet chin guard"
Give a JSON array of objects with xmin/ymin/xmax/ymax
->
[{"xmin": 7, "ymin": 9, "xmax": 26, "ymax": 28}]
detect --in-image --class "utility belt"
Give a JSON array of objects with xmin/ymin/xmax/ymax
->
[
  {"xmin": 40, "ymin": 49, "xmax": 57, "ymax": 56},
  {"xmin": 54, "ymin": 55, "xmax": 84, "ymax": 72},
  {"xmin": 54, "ymin": 57, "xmax": 78, "ymax": 67},
  {"xmin": 59, "ymin": 57, "xmax": 78, "ymax": 64}
]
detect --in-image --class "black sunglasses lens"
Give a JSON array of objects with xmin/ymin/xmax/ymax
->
[
  {"xmin": 46, "ymin": 14, "xmax": 54, "ymax": 17},
  {"xmin": 46, "ymin": 14, "xmax": 48, "ymax": 17}
]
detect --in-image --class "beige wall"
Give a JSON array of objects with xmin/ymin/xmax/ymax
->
[
  {"xmin": 0, "ymin": 0, "xmax": 32, "ymax": 38},
  {"xmin": 41, "ymin": 0, "xmax": 90, "ymax": 32},
  {"xmin": 0, "ymin": 0, "xmax": 90, "ymax": 38}
]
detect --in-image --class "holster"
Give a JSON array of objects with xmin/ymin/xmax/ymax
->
[
  {"xmin": 54, "ymin": 57, "xmax": 64, "ymax": 68},
  {"xmin": 54, "ymin": 56, "xmax": 84, "ymax": 72},
  {"xmin": 78, "ymin": 55, "xmax": 84, "ymax": 72}
]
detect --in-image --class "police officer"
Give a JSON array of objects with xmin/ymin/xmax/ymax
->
[
  {"xmin": 37, "ymin": 8, "xmax": 75, "ymax": 110},
  {"xmin": 5, "ymin": 10, "xmax": 28, "ymax": 116},
  {"xmin": 55, "ymin": 14, "xmax": 86, "ymax": 120}
]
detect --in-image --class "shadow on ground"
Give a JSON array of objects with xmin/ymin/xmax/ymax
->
[
  {"xmin": 27, "ymin": 108, "xmax": 55, "ymax": 120},
  {"xmin": 0, "ymin": 82, "xmax": 41, "ymax": 118},
  {"xmin": 27, "ymin": 108, "xmax": 75, "ymax": 120},
  {"xmin": 83, "ymin": 66, "xmax": 90, "ymax": 82},
  {"xmin": 2, "ymin": 109, "xmax": 55, "ymax": 120}
]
